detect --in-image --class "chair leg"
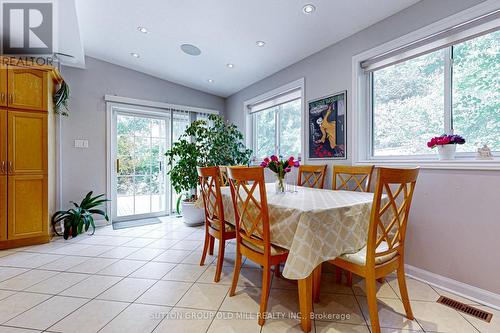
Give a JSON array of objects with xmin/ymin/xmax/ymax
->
[
  {"xmin": 274, "ymin": 264, "xmax": 281, "ymax": 278},
  {"xmin": 335, "ymin": 267, "xmax": 342, "ymax": 283},
  {"xmin": 229, "ymin": 250, "xmax": 242, "ymax": 297},
  {"xmin": 199, "ymin": 228, "xmax": 210, "ymax": 266},
  {"xmin": 214, "ymin": 240, "xmax": 225, "ymax": 282},
  {"xmin": 365, "ymin": 277, "xmax": 381, "ymax": 333},
  {"xmin": 312, "ymin": 263, "xmax": 322, "ymax": 303},
  {"xmin": 397, "ymin": 265, "xmax": 414, "ymax": 320},
  {"xmin": 346, "ymin": 271, "xmax": 353, "ymax": 287},
  {"xmin": 208, "ymin": 236, "xmax": 215, "ymax": 255},
  {"xmin": 258, "ymin": 265, "xmax": 272, "ymax": 326}
]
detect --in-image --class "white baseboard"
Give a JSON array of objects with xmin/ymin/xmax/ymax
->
[
  {"xmin": 405, "ymin": 264, "xmax": 500, "ymax": 311},
  {"xmin": 94, "ymin": 219, "xmax": 111, "ymax": 228}
]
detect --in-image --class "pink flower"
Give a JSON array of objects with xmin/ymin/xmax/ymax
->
[
  {"xmin": 264, "ymin": 157, "xmax": 270, "ymax": 163},
  {"xmin": 293, "ymin": 161, "xmax": 300, "ymax": 168},
  {"xmin": 270, "ymin": 155, "xmax": 278, "ymax": 162},
  {"xmin": 260, "ymin": 162, "xmax": 268, "ymax": 167},
  {"xmin": 284, "ymin": 167, "xmax": 291, "ymax": 173}
]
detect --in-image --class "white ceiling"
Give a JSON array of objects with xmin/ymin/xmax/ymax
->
[{"xmin": 76, "ymin": 0, "xmax": 419, "ymax": 97}]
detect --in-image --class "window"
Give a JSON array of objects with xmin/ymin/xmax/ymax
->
[
  {"xmin": 369, "ymin": 29, "xmax": 499, "ymax": 157},
  {"xmin": 249, "ymin": 87, "xmax": 303, "ymax": 160}
]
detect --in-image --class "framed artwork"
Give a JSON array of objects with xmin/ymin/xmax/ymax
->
[{"xmin": 308, "ymin": 91, "xmax": 347, "ymax": 159}]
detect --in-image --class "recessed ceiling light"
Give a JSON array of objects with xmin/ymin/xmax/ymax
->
[
  {"xmin": 130, "ymin": 52, "xmax": 140, "ymax": 58},
  {"xmin": 181, "ymin": 44, "xmax": 202, "ymax": 56},
  {"xmin": 256, "ymin": 41, "xmax": 266, "ymax": 47},
  {"xmin": 137, "ymin": 26, "xmax": 149, "ymax": 34},
  {"xmin": 207, "ymin": 79, "xmax": 214, "ymax": 83},
  {"xmin": 226, "ymin": 63, "xmax": 234, "ymax": 68},
  {"xmin": 302, "ymin": 4, "xmax": 316, "ymax": 14}
]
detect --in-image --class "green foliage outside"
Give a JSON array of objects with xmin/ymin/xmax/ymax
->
[
  {"xmin": 165, "ymin": 114, "xmax": 252, "ymax": 198},
  {"xmin": 373, "ymin": 30, "xmax": 499, "ymax": 156}
]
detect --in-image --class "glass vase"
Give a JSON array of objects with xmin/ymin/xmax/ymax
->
[{"xmin": 275, "ymin": 174, "xmax": 286, "ymax": 194}]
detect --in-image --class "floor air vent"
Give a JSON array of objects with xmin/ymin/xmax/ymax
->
[{"xmin": 437, "ymin": 296, "xmax": 493, "ymax": 323}]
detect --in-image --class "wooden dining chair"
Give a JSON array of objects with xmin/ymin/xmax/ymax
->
[
  {"xmin": 297, "ymin": 165, "xmax": 328, "ymax": 189},
  {"xmin": 332, "ymin": 165, "xmax": 375, "ymax": 192},
  {"xmin": 197, "ymin": 166, "xmax": 236, "ymax": 282},
  {"xmin": 332, "ymin": 165, "xmax": 375, "ymax": 285},
  {"xmin": 322, "ymin": 167, "xmax": 420, "ymax": 333},
  {"xmin": 227, "ymin": 166, "xmax": 289, "ymax": 326}
]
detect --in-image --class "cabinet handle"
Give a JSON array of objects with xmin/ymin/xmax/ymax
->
[
  {"xmin": 8, "ymin": 161, "xmax": 12, "ymax": 174},
  {"xmin": 0, "ymin": 93, "xmax": 4, "ymax": 103},
  {"xmin": 0, "ymin": 161, "xmax": 4, "ymax": 174},
  {"xmin": 9, "ymin": 94, "xmax": 13, "ymax": 104}
]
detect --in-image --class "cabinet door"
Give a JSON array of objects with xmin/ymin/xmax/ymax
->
[
  {"xmin": 8, "ymin": 111, "xmax": 47, "ymax": 175},
  {"xmin": 0, "ymin": 175, "xmax": 6, "ymax": 241},
  {"xmin": 0, "ymin": 65, "xmax": 7, "ymax": 107},
  {"xmin": 8, "ymin": 174, "xmax": 47, "ymax": 240},
  {"xmin": 0, "ymin": 110, "xmax": 6, "ymax": 175},
  {"xmin": 7, "ymin": 67, "xmax": 48, "ymax": 111}
]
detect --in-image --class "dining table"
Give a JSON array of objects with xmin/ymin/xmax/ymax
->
[{"xmin": 216, "ymin": 183, "xmax": 377, "ymax": 332}]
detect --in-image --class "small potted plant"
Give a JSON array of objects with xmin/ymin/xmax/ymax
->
[
  {"xmin": 165, "ymin": 115, "xmax": 251, "ymax": 226},
  {"xmin": 427, "ymin": 134, "xmax": 466, "ymax": 160},
  {"xmin": 51, "ymin": 192, "xmax": 109, "ymax": 239},
  {"xmin": 260, "ymin": 155, "xmax": 300, "ymax": 193}
]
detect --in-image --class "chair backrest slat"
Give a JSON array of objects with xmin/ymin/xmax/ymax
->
[
  {"xmin": 366, "ymin": 167, "xmax": 419, "ymax": 265},
  {"xmin": 298, "ymin": 165, "xmax": 327, "ymax": 189},
  {"xmin": 333, "ymin": 165, "xmax": 375, "ymax": 192},
  {"xmin": 219, "ymin": 165, "xmax": 248, "ymax": 186},
  {"xmin": 197, "ymin": 166, "xmax": 227, "ymax": 235},
  {"xmin": 227, "ymin": 167, "xmax": 271, "ymax": 255}
]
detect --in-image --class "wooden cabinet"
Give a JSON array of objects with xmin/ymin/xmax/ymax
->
[
  {"xmin": 0, "ymin": 66, "xmax": 7, "ymax": 107},
  {"xmin": 0, "ymin": 57, "xmax": 59, "ymax": 249},
  {"xmin": 0, "ymin": 111, "xmax": 6, "ymax": 172},
  {"xmin": 7, "ymin": 67, "xmax": 48, "ymax": 111},
  {"xmin": 8, "ymin": 111, "xmax": 47, "ymax": 175},
  {"xmin": 0, "ymin": 176, "xmax": 6, "ymax": 241},
  {"xmin": 8, "ymin": 175, "xmax": 47, "ymax": 240}
]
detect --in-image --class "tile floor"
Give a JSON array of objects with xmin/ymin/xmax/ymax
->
[{"xmin": 0, "ymin": 216, "xmax": 497, "ymax": 333}]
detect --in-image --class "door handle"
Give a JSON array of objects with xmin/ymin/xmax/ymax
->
[
  {"xmin": 8, "ymin": 161, "xmax": 12, "ymax": 174},
  {"xmin": 116, "ymin": 159, "xmax": 120, "ymax": 173}
]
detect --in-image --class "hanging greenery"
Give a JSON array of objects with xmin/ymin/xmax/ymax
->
[{"xmin": 54, "ymin": 80, "xmax": 70, "ymax": 116}]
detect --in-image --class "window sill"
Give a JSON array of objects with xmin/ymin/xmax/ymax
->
[{"xmin": 354, "ymin": 158, "xmax": 500, "ymax": 171}]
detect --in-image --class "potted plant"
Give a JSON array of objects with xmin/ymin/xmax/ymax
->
[
  {"xmin": 165, "ymin": 114, "xmax": 252, "ymax": 226},
  {"xmin": 51, "ymin": 191, "xmax": 109, "ymax": 239},
  {"xmin": 260, "ymin": 155, "xmax": 300, "ymax": 193},
  {"xmin": 427, "ymin": 134, "xmax": 466, "ymax": 160}
]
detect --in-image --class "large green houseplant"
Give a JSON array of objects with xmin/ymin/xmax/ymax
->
[{"xmin": 165, "ymin": 114, "xmax": 251, "ymax": 225}]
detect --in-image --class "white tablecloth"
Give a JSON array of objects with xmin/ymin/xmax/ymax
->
[{"xmin": 219, "ymin": 184, "xmax": 375, "ymax": 280}]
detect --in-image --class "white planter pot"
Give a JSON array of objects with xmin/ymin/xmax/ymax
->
[
  {"xmin": 181, "ymin": 201, "xmax": 205, "ymax": 227},
  {"xmin": 437, "ymin": 144, "xmax": 457, "ymax": 160}
]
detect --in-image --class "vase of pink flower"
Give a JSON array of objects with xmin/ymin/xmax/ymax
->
[
  {"xmin": 427, "ymin": 134, "xmax": 466, "ymax": 160},
  {"xmin": 260, "ymin": 155, "xmax": 300, "ymax": 194}
]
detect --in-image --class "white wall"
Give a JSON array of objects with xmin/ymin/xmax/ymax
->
[
  {"xmin": 60, "ymin": 57, "xmax": 225, "ymax": 209},
  {"xmin": 225, "ymin": 0, "xmax": 500, "ymax": 294}
]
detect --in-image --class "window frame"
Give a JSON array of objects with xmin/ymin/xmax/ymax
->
[
  {"xmin": 244, "ymin": 78, "xmax": 305, "ymax": 163},
  {"xmin": 352, "ymin": 3, "xmax": 500, "ymax": 170}
]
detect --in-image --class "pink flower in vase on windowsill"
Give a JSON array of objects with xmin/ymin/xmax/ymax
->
[{"xmin": 427, "ymin": 134, "xmax": 466, "ymax": 160}]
